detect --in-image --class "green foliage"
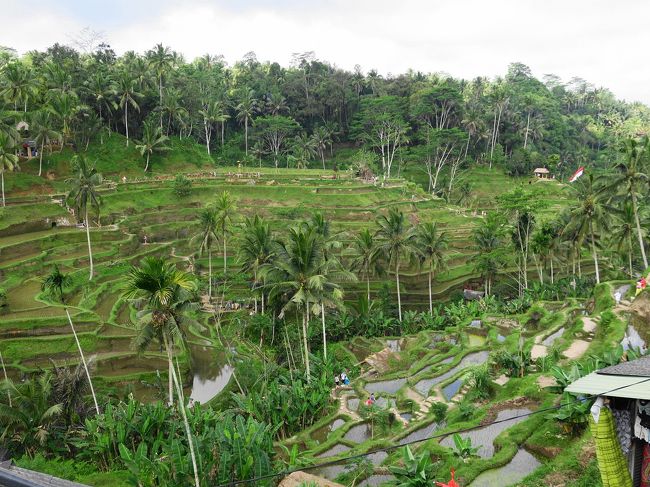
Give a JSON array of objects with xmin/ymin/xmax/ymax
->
[
  {"xmin": 464, "ymin": 364, "xmax": 493, "ymax": 400},
  {"xmin": 430, "ymin": 402, "xmax": 448, "ymax": 423},
  {"xmin": 550, "ymin": 393, "xmax": 591, "ymax": 436},
  {"xmin": 389, "ymin": 445, "xmax": 439, "ymax": 487},
  {"xmin": 451, "ymin": 433, "xmax": 480, "ymax": 460},
  {"xmin": 173, "ymin": 173, "xmax": 192, "ymax": 197}
]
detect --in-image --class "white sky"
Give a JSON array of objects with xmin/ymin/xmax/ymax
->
[{"xmin": 1, "ymin": 0, "xmax": 649, "ymax": 103}]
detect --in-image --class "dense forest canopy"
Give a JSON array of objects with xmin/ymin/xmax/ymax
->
[{"xmin": 2, "ymin": 43, "xmax": 650, "ymax": 188}]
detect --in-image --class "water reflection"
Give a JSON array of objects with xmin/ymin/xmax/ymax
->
[{"xmin": 188, "ymin": 345, "xmax": 234, "ymax": 404}]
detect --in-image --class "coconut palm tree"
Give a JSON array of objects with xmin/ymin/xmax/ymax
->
[
  {"xmin": 471, "ymin": 213, "xmax": 506, "ymax": 296},
  {"xmin": 415, "ymin": 222, "xmax": 449, "ymax": 314},
  {"xmin": 567, "ymin": 174, "xmax": 609, "ymax": 284},
  {"xmin": 611, "ymin": 202, "xmax": 641, "ymax": 278},
  {"xmin": 291, "ymin": 133, "xmax": 317, "ymax": 170},
  {"xmin": 238, "ymin": 215, "xmax": 274, "ymax": 313},
  {"xmin": 135, "ymin": 120, "xmax": 169, "ymax": 172},
  {"xmin": 47, "ymin": 91, "xmax": 82, "ymax": 145},
  {"xmin": 66, "ymin": 155, "xmax": 102, "ymax": 281},
  {"xmin": 262, "ymin": 226, "xmax": 325, "ymax": 380},
  {"xmin": 123, "ymin": 256, "xmax": 200, "ymax": 487},
  {"xmin": 214, "ymin": 191, "xmax": 238, "ymax": 274},
  {"xmin": 0, "ymin": 131, "xmax": 18, "ymax": 207},
  {"xmin": 348, "ymin": 228, "xmax": 382, "ymax": 304},
  {"xmin": 147, "ymin": 44, "xmax": 175, "ymax": 129},
  {"xmin": 115, "ymin": 72, "xmax": 142, "ymax": 146},
  {"xmin": 374, "ymin": 207, "xmax": 417, "ymax": 322},
  {"xmin": 191, "ymin": 205, "xmax": 219, "ymax": 300},
  {"xmin": 602, "ymin": 137, "xmax": 649, "ymax": 269},
  {"xmin": 236, "ymin": 89, "xmax": 257, "ymax": 155},
  {"xmin": 0, "ymin": 61, "xmax": 39, "ymax": 112},
  {"xmin": 161, "ymin": 88, "xmax": 188, "ymax": 136},
  {"xmin": 83, "ymin": 72, "xmax": 116, "ymax": 135},
  {"xmin": 42, "ymin": 265, "xmax": 99, "ymax": 415},
  {"xmin": 311, "ymin": 126, "xmax": 331, "ymax": 170},
  {"xmin": 30, "ymin": 110, "xmax": 61, "ymax": 176}
]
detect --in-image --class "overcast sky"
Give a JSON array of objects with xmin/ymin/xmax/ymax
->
[{"xmin": 2, "ymin": 0, "xmax": 649, "ymax": 103}]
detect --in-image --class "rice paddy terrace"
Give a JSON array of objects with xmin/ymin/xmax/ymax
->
[{"xmin": 0, "ymin": 147, "xmax": 595, "ymax": 485}]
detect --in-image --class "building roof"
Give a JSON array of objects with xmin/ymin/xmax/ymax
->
[
  {"xmin": 534, "ymin": 167, "xmax": 550, "ymax": 174},
  {"xmin": 565, "ymin": 355, "xmax": 650, "ymax": 400}
]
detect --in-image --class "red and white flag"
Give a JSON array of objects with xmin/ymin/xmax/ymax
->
[{"xmin": 569, "ymin": 166, "xmax": 584, "ymax": 183}]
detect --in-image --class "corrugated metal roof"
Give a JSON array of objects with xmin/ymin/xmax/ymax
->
[
  {"xmin": 598, "ymin": 356, "xmax": 650, "ymax": 377},
  {"xmin": 565, "ymin": 372, "xmax": 650, "ymax": 400}
]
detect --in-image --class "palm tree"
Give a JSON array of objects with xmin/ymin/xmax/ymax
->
[
  {"xmin": 47, "ymin": 91, "xmax": 82, "ymax": 146},
  {"xmin": 0, "ymin": 373, "xmax": 62, "ymax": 458},
  {"xmin": 374, "ymin": 207, "xmax": 416, "ymax": 322},
  {"xmin": 262, "ymin": 226, "xmax": 324, "ymax": 380},
  {"xmin": 161, "ymin": 88, "xmax": 188, "ymax": 136},
  {"xmin": 602, "ymin": 137, "xmax": 649, "ymax": 269},
  {"xmin": 42, "ymin": 265, "xmax": 99, "ymax": 415},
  {"xmin": 135, "ymin": 120, "xmax": 169, "ymax": 172},
  {"xmin": 83, "ymin": 72, "xmax": 116, "ymax": 135},
  {"xmin": 214, "ymin": 191, "xmax": 238, "ymax": 274},
  {"xmin": 147, "ymin": 44, "xmax": 175, "ymax": 129},
  {"xmin": 0, "ymin": 62, "xmax": 39, "ymax": 112},
  {"xmin": 123, "ymin": 257, "xmax": 200, "ymax": 487},
  {"xmin": 471, "ymin": 213, "xmax": 506, "ymax": 296},
  {"xmin": 291, "ymin": 133, "xmax": 317, "ymax": 170},
  {"xmin": 0, "ymin": 131, "xmax": 18, "ymax": 207},
  {"xmin": 192, "ymin": 206, "xmax": 219, "ymax": 300},
  {"xmin": 348, "ymin": 228, "xmax": 382, "ymax": 304},
  {"xmin": 567, "ymin": 174, "xmax": 609, "ymax": 284},
  {"xmin": 30, "ymin": 110, "xmax": 61, "ymax": 176},
  {"xmin": 115, "ymin": 72, "xmax": 142, "ymax": 146},
  {"xmin": 66, "ymin": 155, "xmax": 102, "ymax": 281},
  {"xmin": 611, "ymin": 202, "xmax": 640, "ymax": 278},
  {"xmin": 415, "ymin": 222, "xmax": 449, "ymax": 314},
  {"xmin": 311, "ymin": 126, "xmax": 331, "ymax": 170},
  {"xmin": 236, "ymin": 89, "xmax": 257, "ymax": 155},
  {"xmin": 238, "ymin": 215, "xmax": 274, "ymax": 313},
  {"xmin": 199, "ymin": 100, "xmax": 229, "ymax": 154}
]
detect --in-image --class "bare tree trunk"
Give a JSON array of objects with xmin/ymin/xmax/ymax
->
[
  {"xmin": 428, "ymin": 269, "xmax": 433, "ymax": 315},
  {"xmin": 223, "ymin": 236, "xmax": 227, "ymax": 274},
  {"xmin": 523, "ymin": 112, "xmax": 530, "ymax": 149},
  {"xmin": 1, "ymin": 171, "xmax": 5, "ymax": 207},
  {"xmin": 245, "ymin": 117, "xmax": 249, "ymax": 155},
  {"xmin": 124, "ymin": 104, "xmax": 129, "ymax": 146},
  {"xmin": 0, "ymin": 351, "xmax": 12, "ymax": 408},
  {"xmin": 591, "ymin": 224, "xmax": 600, "ymax": 284},
  {"xmin": 395, "ymin": 261, "xmax": 402, "ymax": 322},
  {"xmin": 85, "ymin": 207, "xmax": 94, "ymax": 281},
  {"xmin": 65, "ymin": 308, "xmax": 99, "ymax": 414},
  {"xmin": 144, "ymin": 152, "xmax": 150, "ymax": 172},
  {"xmin": 632, "ymin": 193, "xmax": 648, "ymax": 269},
  {"xmin": 367, "ymin": 271, "xmax": 371, "ymax": 304},
  {"xmin": 302, "ymin": 308, "xmax": 311, "ymax": 382},
  {"xmin": 321, "ymin": 304, "xmax": 327, "ymax": 361},
  {"xmin": 39, "ymin": 142, "xmax": 44, "ymax": 176},
  {"xmin": 163, "ymin": 334, "xmax": 200, "ymax": 487},
  {"xmin": 208, "ymin": 248, "xmax": 212, "ymax": 300}
]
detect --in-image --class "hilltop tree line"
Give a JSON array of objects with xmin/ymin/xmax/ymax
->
[{"xmin": 2, "ymin": 43, "xmax": 650, "ymax": 195}]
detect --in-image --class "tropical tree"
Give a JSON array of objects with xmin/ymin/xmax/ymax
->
[
  {"xmin": 115, "ymin": 72, "xmax": 142, "ymax": 146},
  {"xmin": 47, "ymin": 91, "xmax": 82, "ymax": 145},
  {"xmin": 192, "ymin": 205, "xmax": 219, "ymax": 300},
  {"xmin": 42, "ymin": 265, "xmax": 99, "ymax": 414},
  {"xmin": 348, "ymin": 228, "xmax": 382, "ymax": 304},
  {"xmin": 135, "ymin": 120, "xmax": 169, "ymax": 172},
  {"xmin": 0, "ymin": 61, "xmax": 39, "ymax": 111},
  {"xmin": 147, "ymin": 43, "xmax": 174, "ymax": 129},
  {"xmin": 214, "ymin": 191, "xmax": 238, "ymax": 274},
  {"xmin": 291, "ymin": 132, "xmax": 317, "ymax": 169},
  {"xmin": 238, "ymin": 215, "xmax": 274, "ymax": 313},
  {"xmin": 567, "ymin": 174, "xmax": 609, "ymax": 283},
  {"xmin": 0, "ymin": 373, "xmax": 62, "ymax": 458},
  {"xmin": 236, "ymin": 89, "xmax": 257, "ymax": 155},
  {"xmin": 0, "ymin": 131, "xmax": 18, "ymax": 207},
  {"xmin": 611, "ymin": 202, "xmax": 642, "ymax": 278},
  {"xmin": 262, "ymin": 226, "xmax": 325, "ymax": 380},
  {"xmin": 123, "ymin": 257, "xmax": 200, "ymax": 487},
  {"xmin": 471, "ymin": 213, "xmax": 507, "ymax": 296},
  {"xmin": 603, "ymin": 137, "xmax": 649, "ymax": 269},
  {"xmin": 415, "ymin": 222, "xmax": 449, "ymax": 314},
  {"xmin": 374, "ymin": 207, "xmax": 416, "ymax": 322},
  {"xmin": 66, "ymin": 155, "xmax": 102, "ymax": 281},
  {"xmin": 311, "ymin": 126, "xmax": 332, "ymax": 170},
  {"xmin": 30, "ymin": 110, "xmax": 61, "ymax": 176}
]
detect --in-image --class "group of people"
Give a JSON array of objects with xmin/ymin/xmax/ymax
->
[{"xmin": 334, "ymin": 371, "xmax": 350, "ymax": 387}]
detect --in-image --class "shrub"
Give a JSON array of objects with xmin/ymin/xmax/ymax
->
[
  {"xmin": 173, "ymin": 174, "xmax": 192, "ymax": 197},
  {"xmin": 430, "ymin": 402, "xmax": 448, "ymax": 423},
  {"xmin": 464, "ymin": 364, "xmax": 493, "ymax": 400}
]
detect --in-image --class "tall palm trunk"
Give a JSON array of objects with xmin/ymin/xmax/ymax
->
[
  {"xmin": 0, "ymin": 350, "xmax": 12, "ymax": 408},
  {"xmin": 591, "ymin": 223, "xmax": 600, "ymax": 284},
  {"xmin": 321, "ymin": 150, "xmax": 325, "ymax": 170},
  {"xmin": 124, "ymin": 104, "xmax": 129, "ymax": 146},
  {"xmin": 366, "ymin": 268, "xmax": 371, "ymax": 304},
  {"xmin": 244, "ymin": 117, "xmax": 249, "ymax": 155},
  {"xmin": 1, "ymin": 170, "xmax": 5, "ymax": 207},
  {"xmin": 144, "ymin": 152, "xmax": 150, "ymax": 172},
  {"xmin": 632, "ymin": 193, "xmax": 648, "ymax": 269},
  {"xmin": 629, "ymin": 234, "xmax": 634, "ymax": 278},
  {"xmin": 222, "ymin": 235, "xmax": 227, "ymax": 274},
  {"xmin": 39, "ymin": 142, "xmax": 45, "ymax": 176},
  {"xmin": 302, "ymin": 307, "xmax": 311, "ymax": 382},
  {"xmin": 159, "ymin": 76, "xmax": 164, "ymax": 130},
  {"xmin": 65, "ymin": 308, "xmax": 99, "ymax": 414},
  {"xmin": 163, "ymin": 334, "xmax": 200, "ymax": 487},
  {"xmin": 85, "ymin": 207, "xmax": 94, "ymax": 281},
  {"xmin": 428, "ymin": 268, "xmax": 433, "ymax": 315},
  {"xmin": 395, "ymin": 260, "xmax": 402, "ymax": 322},
  {"xmin": 208, "ymin": 248, "xmax": 212, "ymax": 300},
  {"xmin": 523, "ymin": 112, "xmax": 530, "ymax": 149},
  {"xmin": 321, "ymin": 304, "xmax": 327, "ymax": 361}
]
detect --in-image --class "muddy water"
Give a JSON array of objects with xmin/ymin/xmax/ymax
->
[
  {"xmin": 188, "ymin": 344, "xmax": 234, "ymax": 404},
  {"xmin": 439, "ymin": 408, "xmax": 532, "ymax": 458},
  {"xmin": 442, "ymin": 379, "xmax": 463, "ymax": 400},
  {"xmin": 316, "ymin": 443, "xmax": 351, "ymax": 458},
  {"xmin": 541, "ymin": 327, "xmax": 565, "ymax": 347},
  {"xmin": 398, "ymin": 421, "xmax": 440, "ymax": 445},
  {"xmin": 365, "ymin": 377, "xmax": 407, "ymax": 394},
  {"xmin": 344, "ymin": 423, "xmax": 373, "ymax": 443},
  {"xmin": 359, "ymin": 475, "xmax": 394, "ymax": 486},
  {"xmin": 311, "ymin": 419, "xmax": 346, "ymax": 443},
  {"xmin": 414, "ymin": 351, "xmax": 489, "ymax": 397},
  {"xmin": 468, "ymin": 334, "xmax": 486, "ymax": 347},
  {"xmin": 386, "ymin": 339, "xmax": 402, "ymax": 352},
  {"xmin": 468, "ymin": 448, "xmax": 541, "ymax": 486}
]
